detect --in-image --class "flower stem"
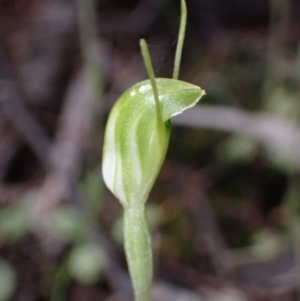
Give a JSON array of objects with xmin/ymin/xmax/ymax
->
[
  {"xmin": 173, "ymin": 0, "xmax": 187, "ymax": 80},
  {"xmin": 124, "ymin": 205, "xmax": 152, "ymax": 301}
]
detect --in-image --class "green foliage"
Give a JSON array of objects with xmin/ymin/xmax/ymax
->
[
  {"xmin": 68, "ymin": 243, "xmax": 107, "ymax": 285},
  {"xmin": 0, "ymin": 201, "xmax": 31, "ymax": 243},
  {"xmin": 48, "ymin": 205, "xmax": 83, "ymax": 242},
  {"xmin": 251, "ymin": 229, "xmax": 285, "ymax": 260},
  {"xmin": 216, "ymin": 135, "xmax": 257, "ymax": 163},
  {"xmin": 0, "ymin": 258, "xmax": 16, "ymax": 301}
]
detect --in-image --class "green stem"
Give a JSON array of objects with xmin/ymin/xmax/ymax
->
[
  {"xmin": 124, "ymin": 205, "xmax": 152, "ymax": 301},
  {"xmin": 172, "ymin": 0, "xmax": 187, "ymax": 80},
  {"xmin": 140, "ymin": 39, "xmax": 162, "ymax": 125}
]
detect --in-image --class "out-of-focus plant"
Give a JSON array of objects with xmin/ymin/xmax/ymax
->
[
  {"xmin": 101, "ymin": 1, "xmax": 205, "ymax": 300},
  {"xmin": 0, "ymin": 200, "xmax": 31, "ymax": 243},
  {"xmin": 0, "ymin": 258, "xmax": 16, "ymax": 301}
]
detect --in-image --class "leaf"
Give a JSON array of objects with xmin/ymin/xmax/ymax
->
[
  {"xmin": 68, "ymin": 243, "xmax": 107, "ymax": 285},
  {"xmin": 0, "ymin": 258, "xmax": 16, "ymax": 301}
]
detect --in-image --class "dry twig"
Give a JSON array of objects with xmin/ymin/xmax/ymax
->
[{"xmin": 174, "ymin": 105, "xmax": 300, "ymax": 166}]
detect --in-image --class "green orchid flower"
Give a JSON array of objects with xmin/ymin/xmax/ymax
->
[{"xmin": 102, "ymin": 1, "xmax": 205, "ymax": 300}]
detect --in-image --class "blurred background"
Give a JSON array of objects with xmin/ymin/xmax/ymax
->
[{"xmin": 1, "ymin": 0, "xmax": 300, "ymax": 300}]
